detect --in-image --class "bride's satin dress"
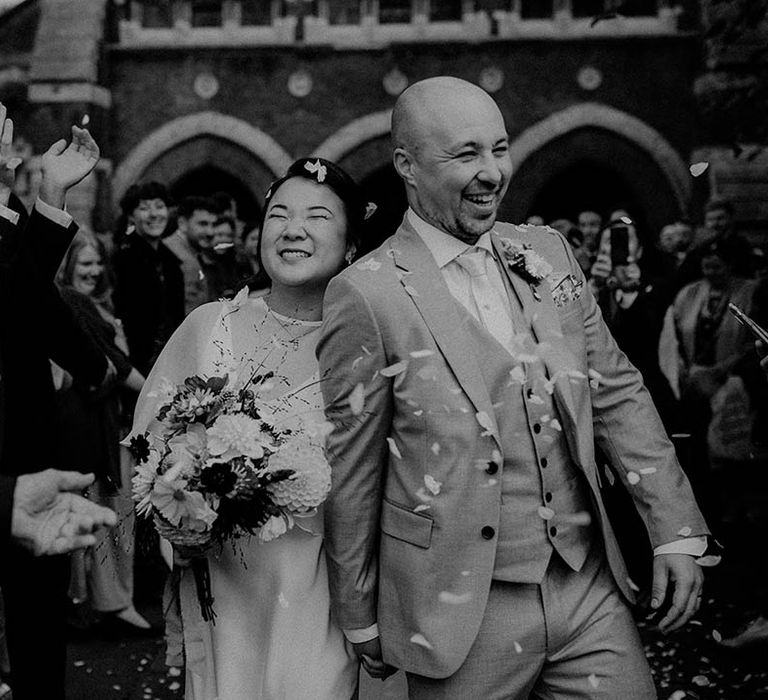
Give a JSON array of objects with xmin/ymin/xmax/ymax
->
[{"xmin": 130, "ymin": 294, "xmax": 358, "ymax": 700}]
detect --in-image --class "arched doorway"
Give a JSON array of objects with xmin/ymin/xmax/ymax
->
[{"xmin": 503, "ymin": 126, "xmax": 684, "ymax": 243}]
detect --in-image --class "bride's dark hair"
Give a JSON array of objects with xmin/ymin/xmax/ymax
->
[{"xmin": 246, "ymin": 158, "xmax": 368, "ymax": 290}]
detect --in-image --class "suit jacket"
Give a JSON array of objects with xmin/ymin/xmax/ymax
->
[{"xmin": 317, "ymin": 217, "xmax": 708, "ymax": 677}]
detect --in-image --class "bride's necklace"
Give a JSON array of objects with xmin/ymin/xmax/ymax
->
[{"xmin": 264, "ymin": 295, "xmax": 321, "ymax": 346}]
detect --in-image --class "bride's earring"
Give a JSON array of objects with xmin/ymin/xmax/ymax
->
[{"xmin": 344, "ymin": 249, "xmax": 355, "ymax": 265}]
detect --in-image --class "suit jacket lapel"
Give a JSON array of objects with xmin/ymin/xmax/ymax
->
[
  {"xmin": 390, "ymin": 223, "xmax": 502, "ymax": 451},
  {"xmin": 490, "ymin": 232, "xmax": 580, "ymax": 435}
]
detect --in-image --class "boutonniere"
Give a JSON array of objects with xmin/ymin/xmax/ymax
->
[{"xmin": 497, "ymin": 238, "xmax": 554, "ymax": 301}]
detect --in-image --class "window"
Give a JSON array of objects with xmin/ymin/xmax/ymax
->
[
  {"xmin": 141, "ymin": 0, "xmax": 174, "ymax": 27},
  {"xmin": 329, "ymin": 0, "xmax": 362, "ymax": 23},
  {"xmin": 278, "ymin": 0, "xmax": 319, "ymax": 16},
  {"xmin": 571, "ymin": 0, "xmax": 605, "ymax": 17},
  {"xmin": 430, "ymin": 0, "xmax": 463, "ymax": 21},
  {"xmin": 572, "ymin": 0, "xmax": 657, "ymax": 17},
  {"xmin": 191, "ymin": 0, "xmax": 223, "ymax": 26},
  {"xmin": 241, "ymin": 0, "xmax": 273, "ymax": 24},
  {"xmin": 379, "ymin": 0, "xmax": 412, "ymax": 23}
]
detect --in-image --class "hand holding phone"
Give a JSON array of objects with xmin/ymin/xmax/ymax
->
[{"xmin": 728, "ymin": 303, "xmax": 768, "ymax": 345}]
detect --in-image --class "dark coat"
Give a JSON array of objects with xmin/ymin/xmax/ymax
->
[{"xmin": 113, "ymin": 233, "xmax": 184, "ymax": 376}]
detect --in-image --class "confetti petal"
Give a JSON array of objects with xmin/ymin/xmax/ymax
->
[
  {"xmin": 588, "ymin": 674, "xmax": 600, "ymax": 689},
  {"xmin": 424, "ymin": 474, "xmax": 442, "ymax": 495},
  {"xmin": 438, "ymin": 591, "xmax": 472, "ymax": 604},
  {"xmin": 417, "ymin": 365, "xmax": 438, "ymax": 381},
  {"xmin": 349, "ymin": 383, "xmax": 365, "ymax": 415},
  {"xmin": 414, "ymin": 504, "xmax": 431, "ymax": 513},
  {"xmin": 550, "ymin": 419, "xmax": 562, "ymax": 431},
  {"xmin": 639, "ymin": 467, "xmax": 657, "ymax": 475},
  {"xmin": 692, "ymin": 675, "xmax": 710, "ymax": 687},
  {"xmin": 626, "ymin": 576, "xmax": 640, "ymax": 592},
  {"xmin": 677, "ymin": 526, "xmax": 692, "ymax": 536},
  {"xmin": 514, "ymin": 641, "xmax": 523, "ymax": 653},
  {"xmin": 410, "ymin": 633, "xmax": 433, "ymax": 649},
  {"xmin": 387, "ymin": 437, "xmax": 402, "ymax": 459},
  {"xmin": 712, "ymin": 629, "xmax": 722, "ymax": 642},
  {"xmin": 538, "ymin": 506, "xmax": 555, "ymax": 520},
  {"xmin": 380, "ymin": 361, "xmax": 408, "ymax": 377},
  {"xmin": 358, "ymin": 259, "xmax": 382, "ymax": 271},
  {"xmin": 410, "ymin": 349, "xmax": 434, "ymax": 358},
  {"xmin": 476, "ymin": 411, "xmax": 494, "ymax": 435},
  {"xmin": 509, "ymin": 366, "xmax": 526, "ymax": 384},
  {"xmin": 689, "ymin": 161, "xmax": 709, "ymax": 177},
  {"xmin": 627, "ymin": 471, "xmax": 640, "ymax": 485},
  {"xmin": 430, "ymin": 442, "xmax": 441, "ymax": 456}
]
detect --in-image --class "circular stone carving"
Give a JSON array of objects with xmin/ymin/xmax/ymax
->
[
  {"xmin": 288, "ymin": 70, "xmax": 313, "ymax": 98},
  {"xmin": 383, "ymin": 68, "xmax": 408, "ymax": 97},
  {"xmin": 479, "ymin": 66, "xmax": 504, "ymax": 93},
  {"xmin": 577, "ymin": 66, "xmax": 603, "ymax": 91},
  {"xmin": 193, "ymin": 73, "xmax": 220, "ymax": 100}
]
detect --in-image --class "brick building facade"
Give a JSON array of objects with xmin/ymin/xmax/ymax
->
[{"xmin": 0, "ymin": 0, "xmax": 765, "ymax": 251}]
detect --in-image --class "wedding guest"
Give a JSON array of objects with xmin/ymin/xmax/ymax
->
[
  {"xmin": 113, "ymin": 182, "xmax": 184, "ymax": 375},
  {"xmin": 318, "ymin": 77, "xmax": 708, "ymax": 697},
  {"xmin": 577, "ymin": 209, "xmax": 602, "ymax": 258},
  {"xmin": 241, "ymin": 222, "xmax": 262, "ymax": 277},
  {"xmin": 127, "ymin": 158, "xmax": 362, "ymax": 699},
  {"xmin": 202, "ymin": 214, "xmax": 251, "ymax": 300},
  {"xmin": 0, "ymin": 104, "xmax": 115, "ymax": 700},
  {"xmin": 163, "ymin": 195, "xmax": 217, "ymax": 315},
  {"xmin": 56, "ymin": 231, "xmax": 154, "ymax": 636}
]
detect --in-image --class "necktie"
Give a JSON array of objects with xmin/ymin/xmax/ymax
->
[{"xmin": 454, "ymin": 248, "xmax": 514, "ymax": 349}]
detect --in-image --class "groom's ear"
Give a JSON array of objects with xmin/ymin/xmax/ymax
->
[{"xmin": 393, "ymin": 147, "xmax": 417, "ymax": 187}]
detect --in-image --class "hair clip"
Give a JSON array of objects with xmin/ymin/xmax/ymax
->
[
  {"xmin": 304, "ymin": 160, "xmax": 327, "ymax": 183},
  {"xmin": 365, "ymin": 202, "xmax": 378, "ymax": 220}
]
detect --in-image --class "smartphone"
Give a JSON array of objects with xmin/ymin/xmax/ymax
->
[
  {"xmin": 610, "ymin": 226, "xmax": 630, "ymax": 266},
  {"xmin": 728, "ymin": 303, "xmax": 768, "ymax": 344}
]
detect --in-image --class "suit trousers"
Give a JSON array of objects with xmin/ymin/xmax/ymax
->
[{"xmin": 406, "ymin": 547, "xmax": 656, "ymax": 700}]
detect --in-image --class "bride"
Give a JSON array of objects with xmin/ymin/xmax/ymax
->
[{"xmin": 128, "ymin": 158, "xmax": 363, "ymax": 699}]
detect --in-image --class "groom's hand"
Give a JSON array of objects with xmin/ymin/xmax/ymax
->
[
  {"xmin": 651, "ymin": 553, "xmax": 704, "ymax": 634},
  {"xmin": 353, "ymin": 637, "xmax": 397, "ymax": 680}
]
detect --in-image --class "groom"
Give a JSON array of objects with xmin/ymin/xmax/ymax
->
[{"xmin": 317, "ymin": 77, "xmax": 708, "ymax": 697}]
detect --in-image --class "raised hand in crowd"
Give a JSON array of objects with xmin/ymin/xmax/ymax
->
[
  {"xmin": 10, "ymin": 470, "xmax": 117, "ymax": 557},
  {"xmin": 39, "ymin": 121, "xmax": 100, "ymax": 209},
  {"xmin": 0, "ymin": 103, "xmax": 22, "ymax": 208}
]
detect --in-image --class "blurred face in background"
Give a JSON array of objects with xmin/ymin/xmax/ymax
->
[
  {"xmin": 704, "ymin": 207, "xmax": 732, "ymax": 238},
  {"xmin": 701, "ymin": 253, "xmax": 730, "ymax": 290},
  {"xmin": 179, "ymin": 209, "xmax": 217, "ymax": 251},
  {"xmin": 577, "ymin": 210, "xmax": 602, "ymax": 252},
  {"xmin": 658, "ymin": 223, "xmax": 693, "ymax": 255},
  {"xmin": 243, "ymin": 226, "xmax": 261, "ymax": 262},
  {"xmin": 72, "ymin": 245, "xmax": 103, "ymax": 297},
  {"xmin": 211, "ymin": 218, "xmax": 236, "ymax": 255},
  {"xmin": 130, "ymin": 198, "xmax": 168, "ymax": 241}
]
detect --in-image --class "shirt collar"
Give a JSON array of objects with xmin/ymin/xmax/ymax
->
[{"xmin": 407, "ymin": 208, "xmax": 496, "ymax": 268}]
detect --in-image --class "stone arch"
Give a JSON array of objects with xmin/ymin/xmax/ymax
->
[
  {"xmin": 508, "ymin": 102, "xmax": 691, "ymax": 210},
  {"xmin": 314, "ymin": 109, "xmax": 393, "ymax": 163},
  {"xmin": 112, "ymin": 111, "xmax": 293, "ymax": 206}
]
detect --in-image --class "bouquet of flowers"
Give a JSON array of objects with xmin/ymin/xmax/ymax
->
[{"xmin": 128, "ymin": 369, "xmax": 332, "ymax": 621}]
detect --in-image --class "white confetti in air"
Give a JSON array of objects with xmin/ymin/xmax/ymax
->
[
  {"xmin": 487, "ymin": 478, "xmax": 498, "ymax": 486},
  {"xmin": 404, "ymin": 285, "xmax": 419, "ymax": 297},
  {"xmin": 677, "ymin": 526, "xmax": 692, "ymax": 536},
  {"xmin": 424, "ymin": 474, "xmax": 442, "ymax": 495},
  {"xmin": 509, "ymin": 367, "xmax": 526, "ymax": 384},
  {"xmin": 529, "ymin": 394, "xmax": 545, "ymax": 405},
  {"xmin": 410, "ymin": 633, "xmax": 433, "ymax": 649},
  {"xmin": 567, "ymin": 369, "xmax": 587, "ymax": 380},
  {"xmin": 627, "ymin": 471, "xmax": 640, "ymax": 485},
  {"xmin": 415, "ymin": 488, "xmax": 432, "ymax": 503},
  {"xmin": 361, "ymin": 345, "xmax": 371, "ymax": 355},
  {"xmin": 461, "ymin": 570, "xmax": 471, "ymax": 576},
  {"xmin": 476, "ymin": 411, "xmax": 494, "ymax": 435},
  {"xmin": 351, "ymin": 356, "xmax": 363, "ymax": 370},
  {"xmin": 550, "ymin": 419, "xmax": 562, "ymax": 431},
  {"xmin": 588, "ymin": 674, "xmax": 600, "ymax": 689},
  {"xmin": 588, "ymin": 369, "xmax": 602, "ymax": 389},
  {"xmin": 112, "ymin": 686, "xmax": 122, "ymax": 692},
  {"xmin": 669, "ymin": 691, "xmax": 686, "ymax": 700},
  {"xmin": 431, "ymin": 442, "xmax": 441, "ymax": 456},
  {"xmin": 414, "ymin": 504, "xmax": 431, "ymax": 513},
  {"xmin": 74, "ymin": 660, "xmax": 85, "ymax": 667},
  {"xmin": 278, "ymin": 592, "xmax": 289, "ymax": 608},
  {"xmin": 604, "ymin": 466, "xmax": 615, "ymax": 486},
  {"xmin": 438, "ymin": 591, "xmax": 472, "ymax": 604},
  {"xmin": 380, "ymin": 361, "xmax": 408, "ymax": 377},
  {"xmin": 358, "ymin": 259, "xmax": 382, "ymax": 271},
  {"xmin": 692, "ymin": 675, "xmax": 710, "ymax": 687},
  {"xmin": 541, "ymin": 414, "xmax": 551, "ymax": 423},
  {"xmin": 626, "ymin": 576, "xmax": 640, "ymax": 592},
  {"xmin": 712, "ymin": 629, "xmax": 722, "ymax": 642},
  {"xmin": 538, "ymin": 506, "xmax": 555, "ymax": 520},
  {"xmin": 168, "ymin": 667, "xmax": 181, "ymax": 677},
  {"xmin": 169, "ymin": 681, "xmax": 181, "ymax": 691},
  {"xmin": 81, "ymin": 113, "xmax": 90, "ymax": 126},
  {"xmin": 349, "ymin": 383, "xmax": 365, "ymax": 415},
  {"xmin": 413, "ymin": 410, "xmax": 424, "ymax": 416},
  {"xmin": 410, "ymin": 349, "xmax": 434, "ymax": 358},
  {"xmin": 514, "ymin": 641, "xmax": 523, "ymax": 654},
  {"xmin": 387, "ymin": 437, "xmax": 402, "ymax": 458},
  {"xmin": 689, "ymin": 161, "xmax": 709, "ymax": 177},
  {"xmin": 417, "ymin": 366, "xmax": 438, "ymax": 381},
  {"xmin": 639, "ymin": 467, "xmax": 657, "ymax": 475}
]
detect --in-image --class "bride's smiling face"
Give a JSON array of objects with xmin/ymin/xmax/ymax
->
[{"xmin": 261, "ymin": 177, "xmax": 350, "ymax": 291}]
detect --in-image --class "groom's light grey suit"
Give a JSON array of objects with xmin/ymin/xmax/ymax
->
[{"xmin": 318, "ymin": 214, "xmax": 708, "ymax": 696}]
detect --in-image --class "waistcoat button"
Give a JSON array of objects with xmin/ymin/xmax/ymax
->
[
  {"xmin": 550, "ymin": 526, "xmax": 558, "ymax": 537},
  {"xmin": 545, "ymin": 492, "xmax": 553, "ymax": 502},
  {"xmin": 533, "ymin": 423, "xmax": 542, "ymax": 434},
  {"xmin": 481, "ymin": 526, "xmax": 495, "ymax": 540},
  {"xmin": 486, "ymin": 462, "xmax": 498, "ymax": 475},
  {"xmin": 541, "ymin": 458, "xmax": 548, "ymax": 468}
]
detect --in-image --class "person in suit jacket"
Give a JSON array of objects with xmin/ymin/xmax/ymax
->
[
  {"xmin": 0, "ymin": 104, "xmax": 115, "ymax": 700},
  {"xmin": 317, "ymin": 77, "xmax": 709, "ymax": 698}
]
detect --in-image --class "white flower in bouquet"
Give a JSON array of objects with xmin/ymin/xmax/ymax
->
[
  {"xmin": 206, "ymin": 414, "xmax": 275, "ymax": 462},
  {"xmin": 258, "ymin": 514, "xmax": 293, "ymax": 543},
  {"xmin": 265, "ymin": 435, "xmax": 332, "ymax": 513},
  {"xmin": 149, "ymin": 476, "xmax": 218, "ymax": 530}
]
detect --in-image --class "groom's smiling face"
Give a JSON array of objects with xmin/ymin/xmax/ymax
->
[{"xmin": 395, "ymin": 87, "xmax": 513, "ymax": 244}]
